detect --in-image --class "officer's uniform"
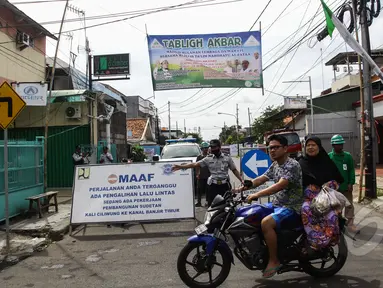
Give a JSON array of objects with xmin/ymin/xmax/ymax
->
[{"xmin": 198, "ymin": 152, "xmax": 236, "ymax": 206}]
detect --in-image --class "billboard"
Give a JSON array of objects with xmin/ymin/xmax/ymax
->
[
  {"xmin": 147, "ymin": 31, "xmax": 263, "ymax": 91},
  {"xmin": 284, "ymin": 96, "xmax": 307, "ymax": 109},
  {"xmin": 93, "ymin": 54, "xmax": 130, "ymax": 76}
]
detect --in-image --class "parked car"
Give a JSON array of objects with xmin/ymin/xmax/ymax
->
[{"xmin": 264, "ymin": 129, "xmax": 302, "ymax": 159}]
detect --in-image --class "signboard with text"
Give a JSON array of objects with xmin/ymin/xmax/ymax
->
[
  {"xmin": 70, "ymin": 161, "xmax": 194, "ymax": 224},
  {"xmin": 284, "ymin": 96, "xmax": 307, "ymax": 109},
  {"xmin": 14, "ymin": 82, "xmax": 47, "ymax": 106},
  {"xmin": 93, "ymin": 53, "xmax": 130, "ymax": 76},
  {"xmin": 147, "ymin": 31, "xmax": 263, "ymax": 91}
]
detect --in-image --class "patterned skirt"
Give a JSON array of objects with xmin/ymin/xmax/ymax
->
[{"xmin": 301, "ymin": 182, "xmax": 340, "ymax": 250}]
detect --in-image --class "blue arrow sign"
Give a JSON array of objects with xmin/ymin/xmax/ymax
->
[{"xmin": 241, "ymin": 149, "xmax": 272, "ymax": 179}]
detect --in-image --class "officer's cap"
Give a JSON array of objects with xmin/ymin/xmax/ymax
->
[{"xmin": 209, "ymin": 139, "xmax": 221, "ymax": 148}]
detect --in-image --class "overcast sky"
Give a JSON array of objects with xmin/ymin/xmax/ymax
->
[{"xmin": 14, "ymin": 0, "xmax": 383, "ymax": 140}]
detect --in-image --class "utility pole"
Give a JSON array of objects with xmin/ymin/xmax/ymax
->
[
  {"xmin": 351, "ymin": 0, "xmax": 365, "ymax": 202},
  {"xmin": 155, "ymin": 108, "xmax": 160, "ymax": 144},
  {"xmin": 282, "ymin": 76, "xmax": 314, "ymax": 133},
  {"xmin": 236, "ymin": 103, "xmax": 239, "ymax": 156},
  {"xmin": 43, "ymin": 0, "xmax": 70, "ymax": 191},
  {"xmin": 360, "ymin": 0, "xmax": 377, "ymax": 199},
  {"xmin": 247, "ymin": 107, "xmax": 252, "ymax": 136},
  {"xmin": 184, "ymin": 119, "xmax": 186, "ymax": 134},
  {"xmin": 176, "ymin": 121, "xmax": 178, "ymax": 138},
  {"xmin": 168, "ymin": 101, "xmax": 171, "ymax": 139}
]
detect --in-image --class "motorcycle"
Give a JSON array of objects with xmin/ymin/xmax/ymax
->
[{"xmin": 177, "ymin": 186, "xmax": 349, "ymax": 288}]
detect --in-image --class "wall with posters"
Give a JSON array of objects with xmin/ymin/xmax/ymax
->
[
  {"xmin": 147, "ymin": 31, "xmax": 262, "ymax": 91},
  {"xmin": 70, "ymin": 161, "xmax": 195, "ymax": 224}
]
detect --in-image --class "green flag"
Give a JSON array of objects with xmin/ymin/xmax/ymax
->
[{"xmin": 321, "ymin": 0, "xmax": 335, "ymax": 37}]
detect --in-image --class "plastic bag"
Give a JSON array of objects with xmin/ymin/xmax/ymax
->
[
  {"xmin": 310, "ymin": 189, "xmax": 331, "ymax": 216},
  {"xmin": 323, "ymin": 186, "xmax": 341, "ymax": 210},
  {"xmin": 310, "ymin": 185, "xmax": 349, "ymax": 216},
  {"xmin": 326, "ymin": 187, "xmax": 351, "ymax": 210}
]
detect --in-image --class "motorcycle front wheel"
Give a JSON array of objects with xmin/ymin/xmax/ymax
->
[{"xmin": 177, "ymin": 241, "xmax": 232, "ymax": 288}]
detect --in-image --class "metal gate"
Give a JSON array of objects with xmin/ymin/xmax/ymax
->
[{"xmin": 0, "ymin": 137, "xmax": 44, "ymax": 221}]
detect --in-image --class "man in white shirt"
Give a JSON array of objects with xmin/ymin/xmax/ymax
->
[
  {"xmin": 73, "ymin": 145, "xmax": 87, "ymax": 165},
  {"xmin": 100, "ymin": 146, "xmax": 113, "ymax": 164}
]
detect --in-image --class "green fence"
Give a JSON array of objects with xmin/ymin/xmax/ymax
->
[
  {"xmin": 0, "ymin": 125, "xmax": 91, "ymax": 188},
  {"xmin": 0, "ymin": 138, "xmax": 44, "ymax": 221}
]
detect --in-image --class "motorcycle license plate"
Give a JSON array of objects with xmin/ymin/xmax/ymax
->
[{"xmin": 195, "ymin": 224, "xmax": 208, "ymax": 235}]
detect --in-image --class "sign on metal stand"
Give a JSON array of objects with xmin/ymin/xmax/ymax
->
[
  {"xmin": 0, "ymin": 81, "xmax": 27, "ymax": 255},
  {"xmin": 239, "ymin": 147, "xmax": 273, "ymax": 203}
]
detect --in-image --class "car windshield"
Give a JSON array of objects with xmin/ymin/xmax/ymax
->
[
  {"xmin": 161, "ymin": 145, "xmax": 201, "ymax": 159},
  {"xmin": 282, "ymin": 133, "xmax": 301, "ymax": 145}
]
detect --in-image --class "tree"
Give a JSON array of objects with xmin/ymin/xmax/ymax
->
[
  {"xmin": 131, "ymin": 145, "xmax": 147, "ymax": 162},
  {"xmin": 251, "ymin": 105, "xmax": 284, "ymax": 144},
  {"xmin": 219, "ymin": 125, "xmax": 243, "ymax": 144}
]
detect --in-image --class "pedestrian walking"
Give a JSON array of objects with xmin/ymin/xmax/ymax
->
[
  {"xmin": 172, "ymin": 139, "xmax": 243, "ymax": 207},
  {"xmin": 195, "ymin": 142, "xmax": 211, "ymax": 207},
  {"xmin": 328, "ymin": 134, "xmax": 358, "ymax": 232}
]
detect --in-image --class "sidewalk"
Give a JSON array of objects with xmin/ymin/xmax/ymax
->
[{"xmin": 0, "ymin": 203, "xmax": 72, "ymax": 269}]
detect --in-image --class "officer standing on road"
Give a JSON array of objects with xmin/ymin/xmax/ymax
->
[
  {"xmin": 172, "ymin": 139, "xmax": 243, "ymax": 206},
  {"xmin": 195, "ymin": 142, "xmax": 211, "ymax": 207}
]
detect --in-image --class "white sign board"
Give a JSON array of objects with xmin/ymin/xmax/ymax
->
[
  {"xmin": 15, "ymin": 83, "xmax": 48, "ymax": 106},
  {"xmin": 284, "ymin": 96, "xmax": 307, "ymax": 109},
  {"xmin": 230, "ymin": 144, "xmax": 238, "ymax": 156},
  {"xmin": 71, "ymin": 161, "xmax": 195, "ymax": 224}
]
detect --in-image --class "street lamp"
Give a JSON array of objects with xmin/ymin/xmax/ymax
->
[{"xmin": 218, "ymin": 112, "xmax": 239, "ymax": 155}]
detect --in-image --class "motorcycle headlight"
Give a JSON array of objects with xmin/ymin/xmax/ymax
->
[{"xmin": 204, "ymin": 211, "xmax": 217, "ymax": 225}]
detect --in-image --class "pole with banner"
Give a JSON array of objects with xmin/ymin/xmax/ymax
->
[{"xmin": 0, "ymin": 81, "xmax": 27, "ymax": 255}]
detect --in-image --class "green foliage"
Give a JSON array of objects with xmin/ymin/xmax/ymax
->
[
  {"xmin": 251, "ymin": 105, "xmax": 284, "ymax": 144},
  {"xmin": 131, "ymin": 145, "xmax": 147, "ymax": 162},
  {"xmin": 218, "ymin": 125, "xmax": 243, "ymax": 144}
]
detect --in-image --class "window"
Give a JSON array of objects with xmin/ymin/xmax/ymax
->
[
  {"xmin": 161, "ymin": 145, "xmax": 201, "ymax": 159},
  {"xmin": 282, "ymin": 133, "xmax": 301, "ymax": 145}
]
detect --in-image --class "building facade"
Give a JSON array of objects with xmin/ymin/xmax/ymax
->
[{"xmin": 0, "ymin": 0, "xmax": 56, "ymax": 83}]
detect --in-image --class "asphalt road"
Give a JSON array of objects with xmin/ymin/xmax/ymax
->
[
  {"xmin": 2, "ymin": 203, "xmax": 383, "ymax": 288},
  {"xmin": 2, "ymin": 157, "xmax": 383, "ymax": 287}
]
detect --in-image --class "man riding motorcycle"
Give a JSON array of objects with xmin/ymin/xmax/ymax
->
[{"xmin": 238, "ymin": 134, "xmax": 303, "ymax": 278}]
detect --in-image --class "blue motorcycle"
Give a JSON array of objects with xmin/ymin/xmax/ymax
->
[{"xmin": 177, "ymin": 188, "xmax": 348, "ymax": 288}]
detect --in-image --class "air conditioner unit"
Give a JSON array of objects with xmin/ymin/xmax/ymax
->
[
  {"xmin": 65, "ymin": 105, "xmax": 81, "ymax": 119},
  {"xmin": 16, "ymin": 32, "xmax": 31, "ymax": 47}
]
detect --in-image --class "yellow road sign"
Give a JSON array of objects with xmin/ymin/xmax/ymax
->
[{"xmin": 0, "ymin": 81, "xmax": 27, "ymax": 130}]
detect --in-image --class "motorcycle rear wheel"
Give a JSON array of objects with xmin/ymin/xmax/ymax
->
[
  {"xmin": 301, "ymin": 234, "xmax": 348, "ymax": 278},
  {"xmin": 177, "ymin": 242, "xmax": 232, "ymax": 288}
]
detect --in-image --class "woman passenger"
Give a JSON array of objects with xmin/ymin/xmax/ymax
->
[{"xmin": 299, "ymin": 137, "xmax": 344, "ymax": 251}]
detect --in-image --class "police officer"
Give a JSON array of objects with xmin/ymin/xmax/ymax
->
[
  {"xmin": 172, "ymin": 139, "xmax": 243, "ymax": 206},
  {"xmin": 195, "ymin": 142, "xmax": 211, "ymax": 207}
]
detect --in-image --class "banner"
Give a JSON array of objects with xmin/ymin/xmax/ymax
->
[
  {"xmin": 70, "ymin": 161, "xmax": 195, "ymax": 224},
  {"xmin": 147, "ymin": 31, "xmax": 263, "ymax": 91}
]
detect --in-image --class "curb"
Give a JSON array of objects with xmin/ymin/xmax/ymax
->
[
  {"xmin": 354, "ymin": 197, "xmax": 383, "ymax": 213},
  {"xmin": 0, "ymin": 238, "xmax": 48, "ymax": 271}
]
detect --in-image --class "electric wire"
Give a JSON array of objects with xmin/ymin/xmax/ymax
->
[{"xmin": 263, "ymin": 0, "xmax": 313, "ymax": 107}]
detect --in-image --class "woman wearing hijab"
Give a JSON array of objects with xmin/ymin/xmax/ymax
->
[{"xmin": 299, "ymin": 136, "xmax": 344, "ymax": 251}]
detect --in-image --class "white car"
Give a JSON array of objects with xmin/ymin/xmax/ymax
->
[{"xmin": 159, "ymin": 141, "xmax": 202, "ymax": 163}]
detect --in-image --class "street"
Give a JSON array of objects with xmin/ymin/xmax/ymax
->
[{"xmin": 2, "ymin": 201, "xmax": 383, "ymax": 288}]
